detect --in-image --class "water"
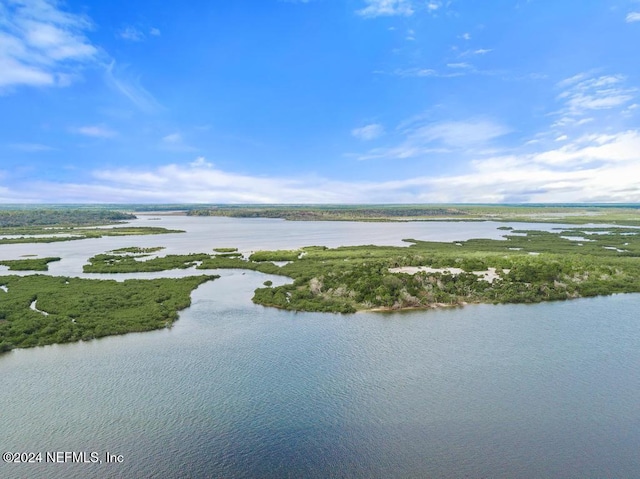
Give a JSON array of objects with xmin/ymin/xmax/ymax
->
[
  {"xmin": 1, "ymin": 217, "xmax": 640, "ymax": 478},
  {"xmin": 0, "ymin": 215, "xmax": 578, "ymax": 278}
]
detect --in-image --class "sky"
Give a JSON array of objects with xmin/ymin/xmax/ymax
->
[{"xmin": 1, "ymin": 0, "xmax": 639, "ymax": 204}]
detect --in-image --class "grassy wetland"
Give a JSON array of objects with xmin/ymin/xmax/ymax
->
[
  {"xmin": 242, "ymin": 227, "xmax": 640, "ymax": 313},
  {"xmin": 187, "ymin": 203, "xmax": 640, "ymax": 225},
  {"xmin": 0, "ymin": 257, "xmax": 61, "ymax": 271},
  {"xmin": 0, "ymin": 208, "xmax": 206, "ymax": 351},
  {"xmin": 0, "ymin": 208, "xmax": 183, "ymax": 244},
  {"xmin": 0, "ymin": 275, "xmax": 217, "ymax": 352},
  {"xmin": 2, "ymin": 204, "xmax": 640, "ymax": 351},
  {"xmin": 78, "ymin": 223, "xmax": 640, "ymax": 314}
]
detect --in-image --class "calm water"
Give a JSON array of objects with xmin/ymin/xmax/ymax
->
[
  {"xmin": 0, "ymin": 215, "xmax": 583, "ymax": 277},
  {"xmin": 1, "ymin": 217, "xmax": 640, "ymax": 478}
]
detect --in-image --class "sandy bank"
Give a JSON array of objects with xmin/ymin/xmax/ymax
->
[{"xmin": 389, "ymin": 266, "xmax": 510, "ymax": 283}]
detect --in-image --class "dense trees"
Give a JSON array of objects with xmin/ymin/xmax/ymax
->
[
  {"xmin": 3, "ymin": 212, "xmax": 640, "ymax": 352},
  {"xmin": 84, "ymin": 252, "xmax": 211, "ymax": 273},
  {"xmin": 0, "ymin": 209, "xmax": 135, "ymax": 227},
  {"xmin": 225, "ymin": 229, "xmax": 640, "ymax": 312},
  {"xmin": 0, "ymin": 208, "xmax": 183, "ymax": 245},
  {"xmin": 77, "ymin": 227, "xmax": 640, "ymax": 314},
  {"xmin": 0, "ymin": 275, "xmax": 216, "ymax": 351},
  {"xmin": 186, "ymin": 204, "xmax": 640, "ymax": 225},
  {"xmin": 0, "ymin": 257, "xmax": 60, "ymax": 271}
]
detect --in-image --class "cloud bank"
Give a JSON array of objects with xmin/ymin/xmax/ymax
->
[{"xmin": 2, "ymin": 124, "xmax": 639, "ymax": 204}]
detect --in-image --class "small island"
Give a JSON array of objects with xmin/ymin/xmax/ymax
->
[
  {"xmin": 2, "ymin": 205, "xmax": 640, "ymax": 351},
  {"xmin": 79, "ymin": 225, "xmax": 640, "ymax": 314}
]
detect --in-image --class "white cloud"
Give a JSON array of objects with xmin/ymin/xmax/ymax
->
[
  {"xmin": 352, "ymin": 123, "xmax": 384, "ymax": 141},
  {"xmin": 533, "ymin": 131, "xmax": 640, "ymax": 166},
  {"xmin": 391, "ymin": 68, "xmax": 437, "ymax": 77},
  {"xmin": 355, "ymin": 118, "xmax": 510, "ymax": 160},
  {"xmin": 382, "ymin": 67, "xmax": 464, "ymax": 78},
  {"xmin": 381, "ymin": 63, "xmax": 507, "ymax": 79},
  {"xmin": 447, "ymin": 62, "xmax": 471, "ymax": 69},
  {"xmin": 460, "ymin": 48, "xmax": 492, "ymax": 57},
  {"xmin": 9, "ymin": 69, "xmax": 639, "ymax": 204},
  {"xmin": 0, "ymin": 0, "xmax": 97, "ymax": 90},
  {"xmin": 407, "ymin": 119, "xmax": 511, "ymax": 147},
  {"xmin": 556, "ymin": 72, "xmax": 589, "ymax": 88},
  {"xmin": 72, "ymin": 125, "xmax": 117, "ymax": 138},
  {"xmin": 162, "ymin": 133, "xmax": 182, "ymax": 143},
  {"xmin": 105, "ymin": 61, "xmax": 162, "ymax": 113},
  {"xmin": 9, "ymin": 142, "xmax": 55, "ymax": 152},
  {"xmin": 460, "ymin": 32, "xmax": 471, "ymax": 40},
  {"xmin": 118, "ymin": 25, "xmax": 160, "ymax": 41},
  {"xmin": 356, "ymin": 0, "xmax": 445, "ymax": 18},
  {"xmin": 556, "ymin": 74, "xmax": 635, "ymax": 117},
  {"xmin": 0, "ymin": 56, "xmax": 53, "ymax": 87},
  {"xmin": 4, "ymin": 132, "xmax": 640, "ymax": 203},
  {"xmin": 118, "ymin": 26, "xmax": 144, "ymax": 42},
  {"xmin": 551, "ymin": 116, "xmax": 594, "ymax": 129},
  {"xmin": 160, "ymin": 132, "xmax": 198, "ymax": 152},
  {"xmin": 626, "ymin": 12, "xmax": 640, "ymax": 22},
  {"xmin": 356, "ymin": 0, "xmax": 414, "ymax": 18},
  {"xmin": 84, "ymin": 162, "xmax": 369, "ymax": 203},
  {"xmin": 190, "ymin": 156, "xmax": 213, "ymax": 168},
  {"xmin": 420, "ymin": 130, "xmax": 640, "ymax": 203}
]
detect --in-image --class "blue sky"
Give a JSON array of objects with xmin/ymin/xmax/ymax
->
[{"xmin": 1, "ymin": 0, "xmax": 639, "ymax": 203}]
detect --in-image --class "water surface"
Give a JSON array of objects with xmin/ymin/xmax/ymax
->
[{"xmin": 1, "ymin": 217, "xmax": 639, "ymax": 478}]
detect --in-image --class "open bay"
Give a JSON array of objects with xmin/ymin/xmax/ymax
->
[{"xmin": 1, "ymin": 216, "xmax": 639, "ymax": 478}]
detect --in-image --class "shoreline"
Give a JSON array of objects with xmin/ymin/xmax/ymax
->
[{"xmin": 360, "ymin": 301, "xmax": 470, "ymax": 313}]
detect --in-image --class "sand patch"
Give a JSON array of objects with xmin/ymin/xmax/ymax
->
[{"xmin": 389, "ymin": 266, "xmax": 510, "ymax": 283}]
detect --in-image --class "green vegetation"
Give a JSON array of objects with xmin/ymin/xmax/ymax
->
[
  {"xmin": 199, "ymin": 255, "xmax": 282, "ymax": 274},
  {"xmin": 2, "ymin": 205, "xmax": 640, "ymax": 352},
  {"xmin": 249, "ymin": 250, "xmax": 301, "ymax": 261},
  {"xmin": 0, "ymin": 209, "xmax": 135, "ymax": 227},
  {"xmin": 0, "ymin": 257, "xmax": 61, "ymax": 271},
  {"xmin": 0, "ymin": 274, "xmax": 216, "ymax": 351},
  {"xmin": 243, "ymin": 229, "xmax": 640, "ymax": 312},
  {"xmin": 71, "ymin": 225, "xmax": 640, "ymax": 314},
  {"xmin": 189, "ymin": 205, "xmax": 468, "ymax": 221},
  {"xmin": 84, "ymin": 253, "xmax": 211, "ymax": 273},
  {"xmin": 0, "ymin": 227, "xmax": 184, "ymax": 245},
  {"xmin": 109, "ymin": 246, "xmax": 165, "ymax": 254},
  {"xmin": 213, "ymin": 248, "xmax": 243, "ymax": 258},
  {"xmin": 0, "ymin": 208, "xmax": 183, "ymax": 245},
  {"xmin": 186, "ymin": 204, "xmax": 640, "ymax": 225}
]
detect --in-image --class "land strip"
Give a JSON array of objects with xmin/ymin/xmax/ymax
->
[
  {"xmin": 185, "ymin": 204, "xmax": 640, "ymax": 225},
  {"xmin": 0, "ymin": 209, "xmax": 183, "ymax": 244}
]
